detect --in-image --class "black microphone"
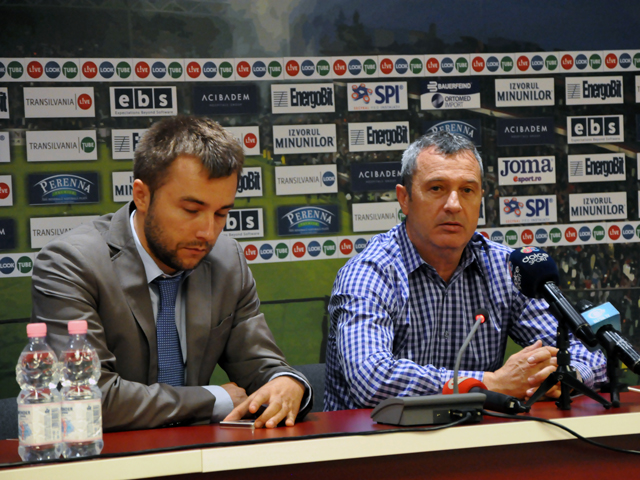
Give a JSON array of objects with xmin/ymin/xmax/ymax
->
[
  {"xmin": 508, "ymin": 247, "xmax": 598, "ymax": 348},
  {"xmin": 443, "ymin": 377, "xmax": 529, "ymax": 414},
  {"xmin": 577, "ymin": 300, "xmax": 640, "ymax": 374}
]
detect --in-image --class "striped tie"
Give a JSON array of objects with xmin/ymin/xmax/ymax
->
[{"xmin": 153, "ymin": 273, "xmax": 184, "ymax": 387}]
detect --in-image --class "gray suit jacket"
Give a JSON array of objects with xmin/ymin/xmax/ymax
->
[{"xmin": 31, "ymin": 202, "xmax": 311, "ymax": 431}]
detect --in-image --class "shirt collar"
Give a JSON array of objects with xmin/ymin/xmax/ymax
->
[
  {"xmin": 395, "ymin": 222, "xmax": 480, "ymax": 278},
  {"xmin": 130, "ymin": 210, "xmax": 190, "ymax": 284}
]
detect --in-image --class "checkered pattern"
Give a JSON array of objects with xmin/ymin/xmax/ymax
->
[
  {"xmin": 324, "ymin": 222, "xmax": 607, "ymax": 411},
  {"xmin": 154, "ymin": 273, "xmax": 185, "ymax": 387}
]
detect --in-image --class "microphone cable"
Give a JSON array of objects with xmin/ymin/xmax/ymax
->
[{"xmin": 482, "ymin": 409, "xmax": 640, "ymax": 455}]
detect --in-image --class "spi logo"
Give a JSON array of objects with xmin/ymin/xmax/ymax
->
[
  {"xmin": 348, "ymin": 82, "xmax": 407, "ymax": 111},
  {"xmin": 322, "ymin": 171, "xmax": 336, "ymax": 187},
  {"xmin": 503, "ymin": 198, "xmax": 524, "ymax": 216},
  {"xmin": 351, "ymin": 84, "xmax": 373, "ymax": 103}
]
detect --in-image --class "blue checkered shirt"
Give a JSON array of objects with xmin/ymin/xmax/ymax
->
[{"xmin": 324, "ymin": 222, "xmax": 608, "ymax": 411}]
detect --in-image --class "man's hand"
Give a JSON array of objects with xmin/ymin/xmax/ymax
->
[
  {"xmin": 223, "ymin": 376, "xmax": 305, "ymax": 428},
  {"xmin": 221, "ymin": 382, "xmax": 248, "ymax": 408},
  {"xmin": 484, "ymin": 340, "xmax": 559, "ymax": 399}
]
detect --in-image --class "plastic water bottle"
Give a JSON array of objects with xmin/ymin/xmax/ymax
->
[
  {"xmin": 60, "ymin": 320, "xmax": 103, "ymax": 458},
  {"xmin": 16, "ymin": 323, "xmax": 62, "ymax": 461}
]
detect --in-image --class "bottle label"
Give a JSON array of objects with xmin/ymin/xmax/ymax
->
[
  {"xmin": 18, "ymin": 403, "xmax": 61, "ymax": 446},
  {"xmin": 61, "ymin": 399, "xmax": 103, "ymax": 442}
]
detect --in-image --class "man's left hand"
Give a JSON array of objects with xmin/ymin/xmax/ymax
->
[{"xmin": 223, "ymin": 376, "xmax": 305, "ymax": 428}]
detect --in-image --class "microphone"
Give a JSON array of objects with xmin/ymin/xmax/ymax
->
[
  {"xmin": 443, "ymin": 377, "xmax": 530, "ymax": 415},
  {"xmin": 577, "ymin": 300, "xmax": 640, "ymax": 374},
  {"xmin": 452, "ymin": 308, "xmax": 489, "ymax": 393},
  {"xmin": 508, "ymin": 247, "xmax": 598, "ymax": 348}
]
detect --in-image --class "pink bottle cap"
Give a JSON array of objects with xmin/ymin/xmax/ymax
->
[
  {"xmin": 26, "ymin": 323, "xmax": 47, "ymax": 338},
  {"xmin": 68, "ymin": 320, "xmax": 88, "ymax": 335}
]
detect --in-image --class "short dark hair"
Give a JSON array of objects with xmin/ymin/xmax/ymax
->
[
  {"xmin": 133, "ymin": 116, "xmax": 244, "ymax": 193},
  {"xmin": 400, "ymin": 130, "xmax": 483, "ymax": 197}
]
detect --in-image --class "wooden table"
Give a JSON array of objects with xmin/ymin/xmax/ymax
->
[{"xmin": 2, "ymin": 391, "xmax": 640, "ymax": 480}]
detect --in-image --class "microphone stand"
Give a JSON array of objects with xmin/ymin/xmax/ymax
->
[
  {"xmin": 524, "ymin": 316, "xmax": 611, "ymax": 410},
  {"xmin": 599, "ymin": 345, "xmax": 628, "ymax": 408}
]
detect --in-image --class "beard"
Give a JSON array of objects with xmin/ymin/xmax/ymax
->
[{"xmin": 143, "ymin": 202, "xmax": 214, "ymax": 272}]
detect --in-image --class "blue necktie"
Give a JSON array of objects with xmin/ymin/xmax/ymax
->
[{"xmin": 153, "ymin": 273, "xmax": 185, "ymax": 387}]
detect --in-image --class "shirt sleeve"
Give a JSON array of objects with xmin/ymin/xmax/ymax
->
[
  {"xmin": 202, "ymin": 385, "xmax": 234, "ymax": 422},
  {"xmin": 330, "ymin": 259, "xmax": 484, "ymax": 408}
]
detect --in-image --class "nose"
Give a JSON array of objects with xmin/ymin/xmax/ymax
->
[
  {"xmin": 195, "ymin": 213, "xmax": 216, "ymax": 243},
  {"xmin": 444, "ymin": 191, "xmax": 462, "ymax": 213}
]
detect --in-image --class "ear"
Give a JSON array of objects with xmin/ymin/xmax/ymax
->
[
  {"xmin": 132, "ymin": 179, "xmax": 151, "ymax": 215},
  {"xmin": 396, "ymin": 183, "xmax": 410, "ymax": 217}
]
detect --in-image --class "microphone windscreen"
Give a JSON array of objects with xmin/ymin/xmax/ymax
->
[
  {"xmin": 508, "ymin": 247, "xmax": 560, "ymax": 299},
  {"xmin": 474, "ymin": 308, "xmax": 490, "ymax": 323},
  {"xmin": 442, "ymin": 377, "xmax": 487, "ymax": 395}
]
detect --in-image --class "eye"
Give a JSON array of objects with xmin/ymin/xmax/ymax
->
[{"xmin": 184, "ymin": 208, "xmax": 198, "ymax": 214}]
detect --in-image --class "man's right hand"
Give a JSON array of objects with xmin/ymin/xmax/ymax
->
[
  {"xmin": 221, "ymin": 382, "xmax": 248, "ymax": 408},
  {"xmin": 483, "ymin": 340, "xmax": 558, "ymax": 399}
]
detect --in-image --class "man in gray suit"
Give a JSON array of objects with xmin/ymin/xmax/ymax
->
[{"xmin": 31, "ymin": 116, "xmax": 311, "ymax": 432}]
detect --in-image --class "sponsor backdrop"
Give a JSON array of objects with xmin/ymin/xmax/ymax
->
[{"xmin": 2, "ymin": 22, "xmax": 640, "ymax": 395}]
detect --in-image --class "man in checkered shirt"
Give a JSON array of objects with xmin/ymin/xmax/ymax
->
[{"xmin": 325, "ymin": 130, "xmax": 607, "ymax": 411}]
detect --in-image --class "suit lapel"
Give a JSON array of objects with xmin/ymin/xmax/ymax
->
[
  {"xmin": 107, "ymin": 203, "xmax": 158, "ymax": 384},
  {"xmin": 185, "ymin": 260, "xmax": 213, "ymax": 385}
]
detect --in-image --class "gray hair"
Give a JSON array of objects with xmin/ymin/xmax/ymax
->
[
  {"xmin": 133, "ymin": 115, "xmax": 244, "ymax": 194},
  {"xmin": 400, "ymin": 130, "xmax": 483, "ymax": 197}
]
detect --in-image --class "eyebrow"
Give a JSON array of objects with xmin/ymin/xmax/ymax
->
[
  {"xmin": 426, "ymin": 177, "xmax": 481, "ymax": 184},
  {"xmin": 180, "ymin": 196, "xmax": 235, "ymax": 210}
]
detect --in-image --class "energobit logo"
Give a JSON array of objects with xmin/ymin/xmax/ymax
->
[
  {"xmin": 27, "ymin": 61, "xmax": 43, "ymax": 79},
  {"xmin": 348, "ymin": 59, "xmax": 362, "ymax": 75},
  {"xmin": 187, "ymin": 61, "xmax": 203, "ymax": 79},
  {"xmin": 44, "ymin": 61, "xmax": 61, "ymax": 79},
  {"xmin": 333, "ymin": 59, "xmax": 347, "ymax": 76},
  {"xmin": 308, "ymin": 240, "xmax": 321, "ymax": 257},
  {"xmin": 339, "ymin": 239, "xmax": 353, "ymax": 255},
  {"xmin": 82, "ymin": 61, "xmax": 98, "ymax": 79}
]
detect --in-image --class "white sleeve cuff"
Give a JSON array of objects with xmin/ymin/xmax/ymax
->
[
  {"xmin": 202, "ymin": 385, "xmax": 234, "ymax": 423},
  {"xmin": 270, "ymin": 372, "xmax": 313, "ymax": 412}
]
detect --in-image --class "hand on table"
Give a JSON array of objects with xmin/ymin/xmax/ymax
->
[
  {"xmin": 484, "ymin": 340, "xmax": 559, "ymax": 400},
  {"xmin": 223, "ymin": 376, "xmax": 305, "ymax": 428}
]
